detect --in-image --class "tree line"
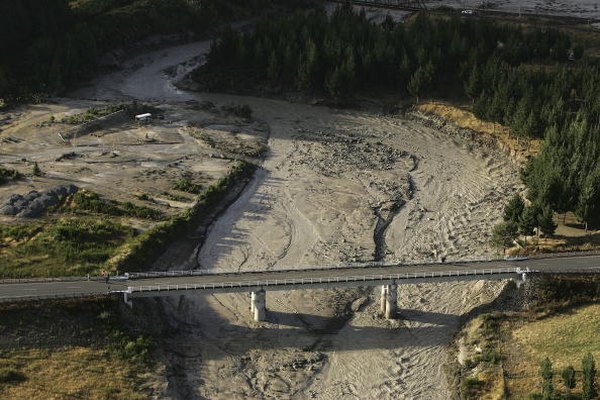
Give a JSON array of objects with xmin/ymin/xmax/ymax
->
[
  {"xmin": 0, "ymin": 0, "xmax": 292, "ymax": 104},
  {"xmin": 198, "ymin": 6, "xmax": 599, "ymax": 229},
  {"xmin": 532, "ymin": 354, "xmax": 596, "ymax": 400},
  {"xmin": 199, "ymin": 5, "xmax": 576, "ymax": 100}
]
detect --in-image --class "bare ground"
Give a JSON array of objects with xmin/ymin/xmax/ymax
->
[
  {"xmin": 146, "ymin": 93, "xmax": 520, "ymax": 399},
  {"xmin": 18, "ymin": 37, "xmax": 524, "ymax": 398}
]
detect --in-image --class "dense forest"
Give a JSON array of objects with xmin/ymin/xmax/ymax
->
[
  {"xmin": 0, "ymin": 0, "xmax": 303, "ymax": 104},
  {"xmin": 197, "ymin": 6, "xmax": 600, "ymax": 228}
]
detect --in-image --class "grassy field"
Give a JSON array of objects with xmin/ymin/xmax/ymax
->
[
  {"xmin": 458, "ymin": 302, "xmax": 600, "ymax": 399},
  {"xmin": 513, "ymin": 304, "xmax": 600, "ymax": 368},
  {"xmin": 0, "ymin": 299, "xmax": 156, "ymax": 399},
  {"xmin": 505, "ymin": 303, "xmax": 600, "ymax": 399},
  {"xmin": 0, "ymin": 218, "xmax": 135, "ymax": 278}
]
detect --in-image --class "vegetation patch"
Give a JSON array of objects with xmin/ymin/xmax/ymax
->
[
  {"xmin": 457, "ymin": 278, "xmax": 600, "ymax": 399},
  {"xmin": 107, "ymin": 161, "xmax": 255, "ymax": 272},
  {"xmin": 172, "ymin": 178, "xmax": 203, "ymax": 195},
  {"xmin": 0, "ymin": 368, "xmax": 26, "ymax": 384},
  {"xmin": 0, "ymin": 165, "xmax": 22, "ymax": 186},
  {"xmin": 72, "ymin": 190, "xmax": 164, "ymax": 220},
  {"xmin": 0, "ymin": 218, "xmax": 135, "ymax": 278},
  {"xmin": 0, "ymin": 298, "xmax": 154, "ymax": 399},
  {"xmin": 59, "ymin": 104, "xmax": 125, "ymax": 125}
]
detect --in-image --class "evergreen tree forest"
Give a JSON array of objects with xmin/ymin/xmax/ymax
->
[
  {"xmin": 0, "ymin": 0, "xmax": 296, "ymax": 104},
  {"xmin": 197, "ymin": 6, "xmax": 600, "ymax": 228}
]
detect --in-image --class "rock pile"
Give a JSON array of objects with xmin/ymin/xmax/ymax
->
[{"xmin": 0, "ymin": 184, "xmax": 78, "ymax": 218}]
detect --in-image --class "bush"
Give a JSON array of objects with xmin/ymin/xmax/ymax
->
[
  {"xmin": 0, "ymin": 368, "xmax": 26, "ymax": 384},
  {"xmin": 173, "ymin": 178, "xmax": 203, "ymax": 195},
  {"xmin": 480, "ymin": 348, "xmax": 502, "ymax": 364},
  {"xmin": 32, "ymin": 162, "xmax": 42, "ymax": 176},
  {"xmin": 0, "ymin": 165, "xmax": 22, "ymax": 186},
  {"xmin": 110, "ymin": 332, "xmax": 154, "ymax": 364},
  {"xmin": 461, "ymin": 376, "xmax": 483, "ymax": 399}
]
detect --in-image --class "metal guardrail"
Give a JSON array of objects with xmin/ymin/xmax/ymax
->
[
  {"xmin": 1, "ymin": 250, "xmax": 598, "ymax": 284},
  {"xmin": 128, "ymin": 268, "xmax": 522, "ymax": 294},
  {"xmin": 0, "ymin": 276, "xmax": 107, "ymax": 284},
  {"xmin": 0, "ymin": 292, "xmax": 112, "ymax": 303},
  {"xmin": 126, "ymin": 258, "xmax": 497, "ymax": 279}
]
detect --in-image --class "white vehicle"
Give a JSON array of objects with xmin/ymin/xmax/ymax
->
[{"xmin": 462, "ymin": 9, "xmax": 475, "ymax": 15}]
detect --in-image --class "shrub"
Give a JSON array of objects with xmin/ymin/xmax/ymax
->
[
  {"xmin": 461, "ymin": 376, "xmax": 483, "ymax": 399},
  {"xmin": 173, "ymin": 178, "xmax": 203, "ymax": 194},
  {"xmin": 32, "ymin": 162, "xmax": 42, "ymax": 176},
  {"xmin": 0, "ymin": 368, "xmax": 26, "ymax": 384}
]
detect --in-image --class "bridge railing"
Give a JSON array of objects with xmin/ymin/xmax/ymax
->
[
  {"xmin": 125, "ymin": 258, "xmax": 496, "ymax": 280},
  {"xmin": 128, "ymin": 268, "xmax": 522, "ymax": 293}
]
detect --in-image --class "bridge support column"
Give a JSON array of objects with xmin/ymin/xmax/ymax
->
[
  {"xmin": 515, "ymin": 268, "xmax": 529, "ymax": 289},
  {"xmin": 251, "ymin": 289, "xmax": 266, "ymax": 322},
  {"xmin": 380, "ymin": 283, "xmax": 398, "ymax": 319},
  {"xmin": 123, "ymin": 292, "xmax": 133, "ymax": 309}
]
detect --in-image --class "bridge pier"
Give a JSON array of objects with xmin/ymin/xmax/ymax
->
[
  {"xmin": 515, "ymin": 268, "xmax": 529, "ymax": 289},
  {"xmin": 380, "ymin": 283, "xmax": 398, "ymax": 319},
  {"xmin": 123, "ymin": 292, "xmax": 133, "ymax": 308},
  {"xmin": 251, "ymin": 289, "xmax": 266, "ymax": 322}
]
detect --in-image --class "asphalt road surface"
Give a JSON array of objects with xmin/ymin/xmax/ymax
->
[{"xmin": 0, "ymin": 254, "xmax": 599, "ymax": 302}]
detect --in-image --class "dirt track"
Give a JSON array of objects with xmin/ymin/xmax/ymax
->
[{"xmin": 73, "ymin": 40, "xmax": 520, "ymax": 399}]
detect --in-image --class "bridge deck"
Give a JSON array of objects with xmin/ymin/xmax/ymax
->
[{"xmin": 0, "ymin": 255, "xmax": 598, "ymax": 302}]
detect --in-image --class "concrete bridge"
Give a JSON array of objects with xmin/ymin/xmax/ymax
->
[{"xmin": 1, "ymin": 254, "xmax": 599, "ymax": 321}]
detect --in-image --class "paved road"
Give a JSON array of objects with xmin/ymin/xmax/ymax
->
[{"xmin": 0, "ymin": 254, "xmax": 599, "ymax": 302}]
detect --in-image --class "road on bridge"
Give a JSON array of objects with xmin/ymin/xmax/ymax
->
[{"xmin": 0, "ymin": 254, "xmax": 599, "ymax": 302}]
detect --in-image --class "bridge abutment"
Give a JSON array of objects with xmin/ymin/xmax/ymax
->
[
  {"xmin": 251, "ymin": 289, "xmax": 266, "ymax": 322},
  {"xmin": 381, "ymin": 283, "xmax": 398, "ymax": 319}
]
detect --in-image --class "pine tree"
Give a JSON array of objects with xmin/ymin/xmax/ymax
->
[
  {"xmin": 267, "ymin": 50, "xmax": 279, "ymax": 82},
  {"xmin": 561, "ymin": 366, "xmax": 575, "ymax": 397},
  {"xmin": 519, "ymin": 206, "xmax": 538, "ymax": 241},
  {"xmin": 539, "ymin": 357, "xmax": 554, "ymax": 400},
  {"xmin": 537, "ymin": 206, "xmax": 557, "ymax": 237},
  {"xmin": 582, "ymin": 353, "xmax": 596, "ymax": 400},
  {"xmin": 491, "ymin": 221, "xmax": 519, "ymax": 252},
  {"xmin": 503, "ymin": 194, "xmax": 525, "ymax": 223}
]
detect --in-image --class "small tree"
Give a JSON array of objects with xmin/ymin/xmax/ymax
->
[
  {"xmin": 540, "ymin": 357, "xmax": 554, "ymax": 400},
  {"xmin": 492, "ymin": 221, "xmax": 519, "ymax": 253},
  {"xmin": 582, "ymin": 353, "xmax": 596, "ymax": 400},
  {"xmin": 561, "ymin": 366, "xmax": 575, "ymax": 397},
  {"xmin": 504, "ymin": 194, "xmax": 525, "ymax": 223},
  {"xmin": 538, "ymin": 206, "xmax": 557, "ymax": 237},
  {"xmin": 32, "ymin": 162, "xmax": 42, "ymax": 176},
  {"xmin": 519, "ymin": 206, "xmax": 538, "ymax": 243}
]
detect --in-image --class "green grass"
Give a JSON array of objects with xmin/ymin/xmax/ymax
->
[
  {"xmin": 0, "ymin": 218, "xmax": 135, "ymax": 278},
  {"xmin": 172, "ymin": 178, "xmax": 203, "ymax": 195},
  {"xmin": 72, "ymin": 190, "xmax": 164, "ymax": 220},
  {"xmin": 0, "ymin": 162, "xmax": 255, "ymax": 278},
  {"xmin": 513, "ymin": 304, "xmax": 600, "ymax": 369}
]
